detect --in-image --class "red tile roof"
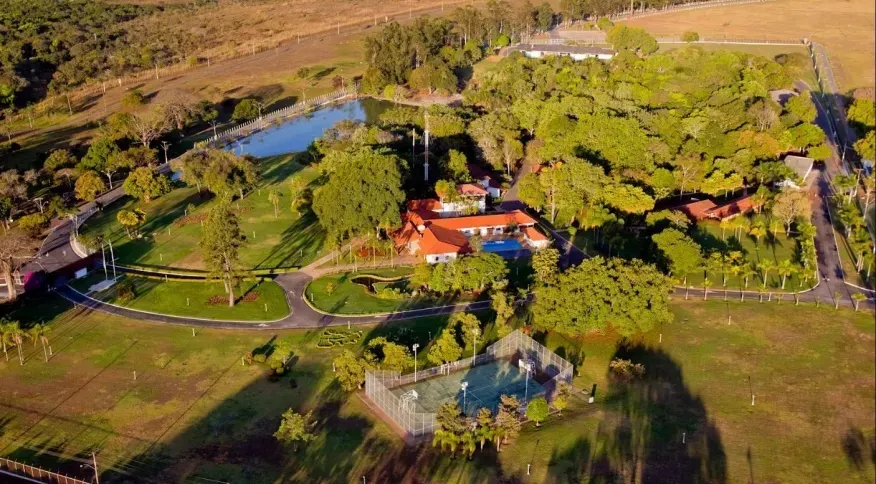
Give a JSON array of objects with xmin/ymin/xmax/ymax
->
[
  {"xmin": 677, "ymin": 199, "xmax": 717, "ymax": 221},
  {"xmin": 706, "ymin": 196, "xmax": 754, "ymax": 220},
  {"xmin": 407, "ymin": 199, "xmax": 442, "ymax": 212},
  {"xmin": 429, "ymin": 210, "xmax": 537, "ymax": 231},
  {"xmin": 522, "ymin": 226, "xmax": 547, "ymax": 241},
  {"xmin": 419, "ymin": 225, "xmax": 471, "ymax": 255},
  {"xmin": 457, "ymin": 183, "xmax": 488, "ymax": 196},
  {"xmin": 393, "ymin": 221, "xmax": 422, "ymax": 248}
]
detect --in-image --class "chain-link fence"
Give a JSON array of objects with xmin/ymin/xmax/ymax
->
[{"xmin": 364, "ymin": 329, "xmax": 574, "ymax": 438}]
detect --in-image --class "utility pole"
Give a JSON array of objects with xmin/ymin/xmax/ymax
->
[
  {"xmin": 108, "ymin": 238, "xmax": 117, "ymax": 280},
  {"xmin": 424, "ymin": 112, "xmax": 430, "ymax": 182},
  {"xmin": 92, "ymin": 452, "xmax": 100, "ymax": 484},
  {"xmin": 412, "ymin": 344, "xmax": 419, "ymax": 382}
]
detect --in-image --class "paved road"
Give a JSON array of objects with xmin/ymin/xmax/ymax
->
[{"xmin": 56, "ymin": 277, "xmax": 492, "ymax": 330}]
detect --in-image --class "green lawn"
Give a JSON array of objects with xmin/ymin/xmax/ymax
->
[
  {"xmin": 687, "ymin": 220, "xmax": 813, "ymax": 291},
  {"xmin": 69, "ymin": 273, "xmax": 290, "ymax": 321},
  {"xmin": 0, "ymin": 295, "xmax": 871, "ymax": 483},
  {"xmin": 835, "ymin": 226, "xmax": 875, "ymax": 289},
  {"xmin": 306, "ymin": 267, "xmax": 478, "ymax": 315},
  {"xmin": 78, "ymin": 153, "xmax": 326, "ymax": 272}
]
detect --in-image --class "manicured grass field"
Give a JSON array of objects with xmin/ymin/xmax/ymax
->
[
  {"xmin": 686, "ymin": 220, "xmax": 812, "ymax": 291},
  {"xmin": 69, "ymin": 273, "xmax": 290, "ymax": 321},
  {"xmin": 0, "ymin": 295, "xmax": 871, "ymax": 482},
  {"xmin": 307, "ymin": 267, "xmax": 476, "ymax": 315},
  {"xmin": 624, "ymin": 0, "xmax": 875, "ymax": 90},
  {"xmin": 78, "ymin": 153, "xmax": 327, "ymax": 271}
]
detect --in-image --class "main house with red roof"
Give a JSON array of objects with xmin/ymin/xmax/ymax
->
[{"xmin": 394, "ymin": 183, "xmax": 550, "ymax": 263}]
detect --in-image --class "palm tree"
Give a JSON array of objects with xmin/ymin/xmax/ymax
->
[
  {"xmin": 851, "ymin": 293, "xmax": 866, "ymax": 311},
  {"xmin": 768, "ymin": 218, "xmax": 784, "ymax": 240},
  {"xmin": 432, "ymin": 429, "xmax": 460, "ymax": 455},
  {"xmin": 775, "ymin": 259, "xmax": 796, "ymax": 290},
  {"xmin": 741, "ymin": 264, "xmax": 757, "ymax": 289},
  {"xmin": 28, "ymin": 324, "xmax": 51, "ymax": 362},
  {"xmin": 757, "ymin": 260, "xmax": 775, "ymax": 288},
  {"xmin": 268, "ymin": 189, "xmax": 281, "ymax": 218},
  {"xmin": 833, "ymin": 173, "xmax": 857, "ymax": 204},
  {"xmin": 460, "ymin": 430, "xmax": 477, "ymax": 459},
  {"xmin": 7, "ymin": 321, "xmax": 25, "ymax": 365},
  {"xmin": 719, "ymin": 218, "xmax": 731, "ymax": 241},
  {"xmin": 0, "ymin": 320, "xmax": 13, "ymax": 361},
  {"xmin": 748, "ymin": 219, "xmax": 767, "ymax": 247},
  {"xmin": 475, "ymin": 409, "xmax": 494, "ymax": 451}
]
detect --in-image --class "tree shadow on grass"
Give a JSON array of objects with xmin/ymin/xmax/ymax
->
[
  {"xmin": 841, "ymin": 425, "xmax": 876, "ymax": 472},
  {"xmin": 546, "ymin": 341, "xmax": 726, "ymax": 484},
  {"xmin": 253, "ymin": 210, "xmax": 327, "ymax": 270}
]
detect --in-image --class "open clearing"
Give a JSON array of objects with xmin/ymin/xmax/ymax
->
[
  {"xmin": 624, "ymin": 0, "xmax": 876, "ymax": 91},
  {"xmin": 79, "ymin": 153, "xmax": 326, "ymax": 271},
  {"xmin": 0, "ymin": 294, "xmax": 872, "ymax": 482},
  {"xmin": 69, "ymin": 273, "xmax": 291, "ymax": 321}
]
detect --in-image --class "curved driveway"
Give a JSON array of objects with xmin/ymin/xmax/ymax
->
[{"xmin": 56, "ymin": 271, "xmax": 492, "ymax": 330}]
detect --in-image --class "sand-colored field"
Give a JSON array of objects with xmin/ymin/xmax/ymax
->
[{"xmin": 624, "ymin": 0, "xmax": 875, "ymax": 91}]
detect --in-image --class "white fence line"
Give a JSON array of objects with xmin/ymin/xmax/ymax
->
[
  {"xmin": 364, "ymin": 330, "xmax": 574, "ymax": 438},
  {"xmin": 0, "ymin": 457, "xmax": 89, "ymax": 484},
  {"xmin": 610, "ymin": 0, "xmax": 774, "ymax": 20},
  {"xmin": 207, "ymin": 85, "xmax": 358, "ymax": 149}
]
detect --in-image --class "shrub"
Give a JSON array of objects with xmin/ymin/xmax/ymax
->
[
  {"xmin": 681, "ymin": 31, "xmax": 700, "ymax": 43},
  {"xmin": 116, "ymin": 280, "xmax": 136, "ymax": 302},
  {"xmin": 17, "ymin": 213, "xmax": 50, "ymax": 236},
  {"xmin": 232, "ymin": 98, "xmax": 260, "ymax": 121},
  {"xmin": 494, "ymin": 34, "xmax": 511, "ymax": 48},
  {"xmin": 609, "ymin": 358, "xmax": 645, "ymax": 382},
  {"xmin": 596, "ymin": 17, "xmax": 614, "ymax": 32},
  {"xmin": 275, "ymin": 367, "xmax": 285, "ymax": 375},
  {"xmin": 121, "ymin": 90, "xmax": 145, "ymax": 109},
  {"xmin": 253, "ymin": 354, "xmax": 267, "ymax": 363},
  {"xmin": 376, "ymin": 287, "xmax": 408, "ymax": 300},
  {"xmin": 296, "ymin": 66, "xmax": 311, "ymax": 79}
]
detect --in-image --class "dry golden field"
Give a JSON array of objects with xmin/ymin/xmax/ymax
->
[{"xmin": 624, "ymin": 0, "xmax": 875, "ymax": 91}]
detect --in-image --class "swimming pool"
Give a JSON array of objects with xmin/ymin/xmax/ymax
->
[{"xmin": 482, "ymin": 239, "xmax": 523, "ymax": 252}]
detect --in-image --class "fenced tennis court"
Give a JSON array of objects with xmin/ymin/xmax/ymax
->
[
  {"xmin": 391, "ymin": 359, "xmax": 545, "ymax": 416},
  {"xmin": 364, "ymin": 330, "xmax": 573, "ymax": 437}
]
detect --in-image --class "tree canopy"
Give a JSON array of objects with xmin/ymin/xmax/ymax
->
[{"xmin": 532, "ymin": 257, "xmax": 673, "ymax": 336}]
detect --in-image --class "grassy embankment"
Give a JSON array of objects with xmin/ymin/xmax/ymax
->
[
  {"xmin": 78, "ymin": 153, "xmax": 326, "ymax": 272},
  {"xmin": 69, "ymin": 273, "xmax": 290, "ymax": 321},
  {"xmin": 0, "ymin": 294, "xmax": 872, "ymax": 483}
]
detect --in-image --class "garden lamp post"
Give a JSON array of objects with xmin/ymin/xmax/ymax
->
[
  {"xmin": 523, "ymin": 360, "xmax": 533, "ymax": 401},
  {"xmin": 461, "ymin": 381, "xmax": 469, "ymax": 414},
  {"xmin": 471, "ymin": 328, "xmax": 479, "ymax": 366},
  {"xmin": 412, "ymin": 343, "xmax": 419, "ymax": 382}
]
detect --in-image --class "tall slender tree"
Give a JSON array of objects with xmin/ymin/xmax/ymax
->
[{"xmin": 200, "ymin": 199, "xmax": 246, "ymax": 307}]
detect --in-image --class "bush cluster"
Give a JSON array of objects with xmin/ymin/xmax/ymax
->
[{"xmin": 316, "ymin": 328, "xmax": 363, "ymax": 348}]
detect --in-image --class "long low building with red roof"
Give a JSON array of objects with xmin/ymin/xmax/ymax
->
[{"xmin": 394, "ymin": 209, "xmax": 551, "ymax": 263}]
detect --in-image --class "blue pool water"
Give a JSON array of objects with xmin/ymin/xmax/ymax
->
[
  {"xmin": 226, "ymin": 98, "xmax": 393, "ymax": 157},
  {"xmin": 482, "ymin": 239, "xmax": 523, "ymax": 252}
]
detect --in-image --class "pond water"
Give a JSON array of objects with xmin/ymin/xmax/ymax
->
[
  {"xmin": 350, "ymin": 274, "xmax": 408, "ymax": 293},
  {"xmin": 227, "ymin": 98, "xmax": 394, "ymax": 158}
]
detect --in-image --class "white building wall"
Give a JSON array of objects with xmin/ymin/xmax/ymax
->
[{"xmin": 425, "ymin": 253, "xmax": 458, "ymax": 264}]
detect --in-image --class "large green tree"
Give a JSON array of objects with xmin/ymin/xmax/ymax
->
[
  {"xmin": 652, "ymin": 228, "xmax": 702, "ymax": 285},
  {"xmin": 312, "ymin": 146, "xmax": 406, "ymax": 241},
  {"xmin": 532, "ymin": 257, "xmax": 673, "ymax": 336}
]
